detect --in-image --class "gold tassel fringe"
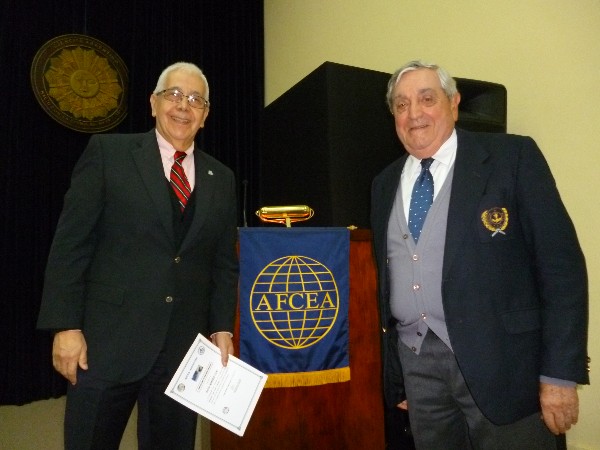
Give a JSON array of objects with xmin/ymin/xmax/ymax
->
[{"xmin": 264, "ymin": 367, "xmax": 351, "ymax": 388}]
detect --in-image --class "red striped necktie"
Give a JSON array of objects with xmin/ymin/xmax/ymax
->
[{"xmin": 170, "ymin": 151, "xmax": 192, "ymax": 211}]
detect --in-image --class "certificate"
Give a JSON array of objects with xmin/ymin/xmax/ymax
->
[{"xmin": 165, "ymin": 333, "xmax": 268, "ymax": 436}]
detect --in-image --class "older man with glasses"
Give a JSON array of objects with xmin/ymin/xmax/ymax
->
[{"xmin": 37, "ymin": 62, "xmax": 239, "ymax": 450}]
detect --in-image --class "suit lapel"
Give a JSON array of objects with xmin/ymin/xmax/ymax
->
[
  {"xmin": 377, "ymin": 155, "xmax": 407, "ymax": 324},
  {"xmin": 131, "ymin": 130, "xmax": 175, "ymax": 245},
  {"xmin": 381, "ymin": 155, "xmax": 408, "ymax": 233},
  {"xmin": 443, "ymin": 129, "xmax": 492, "ymax": 278}
]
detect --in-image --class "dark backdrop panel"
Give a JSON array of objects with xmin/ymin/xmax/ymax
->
[
  {"xmin": 260, "ymin": 62, "xmax": 403, "ymax": 228},
  {"xmin": 0, "ymin": 0, "xmax": 263, "ymax": 405},
  {"xmin": 260, "ymin": 62, "xmax": 507, "ymax": 228}
]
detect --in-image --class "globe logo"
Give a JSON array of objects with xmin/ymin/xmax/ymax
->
[{"xmin": 249, "ymin": 255, "xmax": 340, "ymax": 350}]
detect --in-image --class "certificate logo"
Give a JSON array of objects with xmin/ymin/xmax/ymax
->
[
  {"xmin": 249, "ymin": 255, "xmax": 340, "ymax": 350},
  {"xmin": 192, "ymin": 365, "xmax": 204, "ymax": 381}
]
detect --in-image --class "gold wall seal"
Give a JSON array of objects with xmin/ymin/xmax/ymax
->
[{"xmin": 30, "ymin": 34, "xmax": 128, "ymax": 133}]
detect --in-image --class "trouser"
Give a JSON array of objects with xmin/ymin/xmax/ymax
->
[
  {"xmin": 64, "ymin": 351, "xmax": 196, "ymax": 450},
  {"xmin": 397, "ymin": 330, "xmax": 559, "ymax": 450}
]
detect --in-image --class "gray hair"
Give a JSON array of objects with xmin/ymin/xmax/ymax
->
[
  {"xmin": 153, "ymin": 62, "xmax": 210, "ymax": 101},
  {"xmin": 386, "ymin": 60, "xmax": 457, "ymax": 111}
]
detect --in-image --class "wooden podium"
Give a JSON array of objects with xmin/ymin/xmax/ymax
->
[{"xmin": 211, "ymin": 230, "xmax": 385, "ymax": 449}]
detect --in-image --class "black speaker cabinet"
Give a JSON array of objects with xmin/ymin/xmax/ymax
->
[
  {"xmin": 260, "ymin": 62, "xmax": 401, "ymax": 228},
  {"xmin": 260, "ymin": 62, "xmax": 507, "ymax": 228},
  {"xmin": 455, "ymin": 78, "xmax": 507, "ymax": 133}
]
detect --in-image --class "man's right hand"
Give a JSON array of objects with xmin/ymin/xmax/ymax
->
[{"xmin": 52, "ymin": 330, "xmax": 88, "ymax": 385}]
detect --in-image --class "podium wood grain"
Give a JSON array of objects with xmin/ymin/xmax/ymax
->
[{"xmin": 211, "ymin": 230, "xmax": 385, "ymax": 449}]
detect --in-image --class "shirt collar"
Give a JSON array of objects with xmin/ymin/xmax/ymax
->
[
  {"xmin": 155, "ymin": 129, "xmax": 195, "ymax": 157},
  {"xmin": 405, "ymin": 128, "xmax": 457, "ymax": 174}
]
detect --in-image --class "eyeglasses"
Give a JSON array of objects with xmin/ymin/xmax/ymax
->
[{"xmin": 157, "ymin": 88, "xmax": 210, "ymax": 110}]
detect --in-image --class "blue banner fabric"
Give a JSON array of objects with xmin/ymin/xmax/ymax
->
[{"xmin": 239, "ymin": 227, "xmax": 350, "ymax": 388}]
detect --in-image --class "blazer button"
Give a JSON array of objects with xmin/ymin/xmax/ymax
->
[
  {"xmin": 165, "ymin": 296, "xmax": 173, "ymax": 303},
  {"xmin": 174, "ymin": 256, "xmax": 181, "ymax": 263}
]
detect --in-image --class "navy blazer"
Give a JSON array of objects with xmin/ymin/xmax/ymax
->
[
  {"xmin": 38, "ymin": 130, "xmax": 239, "ymax": 382},
  {"xmin": 371, "ymin": 128, "xmax": 588, "ymax": 425}
]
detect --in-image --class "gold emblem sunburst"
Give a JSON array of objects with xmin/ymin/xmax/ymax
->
[
  {"xmin": 45, "ymin": 47, "xmax": 123, "ymax": 120},
  {"xmin": 31, "ymin": 34, "xmax": 128, "ymax": 133}
]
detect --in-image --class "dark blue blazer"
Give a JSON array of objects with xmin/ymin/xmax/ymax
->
[
  {"xmin": 371, "ymin": 128, "xmax": 588, "ymax": 425},
  {"xmin": 38, "ymin": 130, "xmax": 239, "ymax": 382}
]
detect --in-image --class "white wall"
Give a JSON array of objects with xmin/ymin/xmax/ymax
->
[{"xmin": 265, "ymin": 1, "xmax": 600, "ymax": 448}]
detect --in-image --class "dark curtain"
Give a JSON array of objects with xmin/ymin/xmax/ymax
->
[{"xmin": 0, "ymin": 0, "xmax": 264, "ymax": 405}]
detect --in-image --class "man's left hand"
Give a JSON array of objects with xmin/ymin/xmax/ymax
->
[{"xmin": 539, "ymin": 382, "xmax": 579, "ymax": 435}]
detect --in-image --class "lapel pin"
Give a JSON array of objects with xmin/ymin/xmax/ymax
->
[{"xmin": 208, "ymin": 170, "xmax": 214, "ymax": 176}]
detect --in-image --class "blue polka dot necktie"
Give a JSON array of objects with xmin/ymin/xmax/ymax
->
[{"xmin": 408, "ymin": 158, "xmax": 434, "ymax": 242}]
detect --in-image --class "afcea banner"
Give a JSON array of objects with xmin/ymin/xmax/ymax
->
[{"xmin": 239, "ymin": 227, "xmax": 350, "ymax": 387}]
